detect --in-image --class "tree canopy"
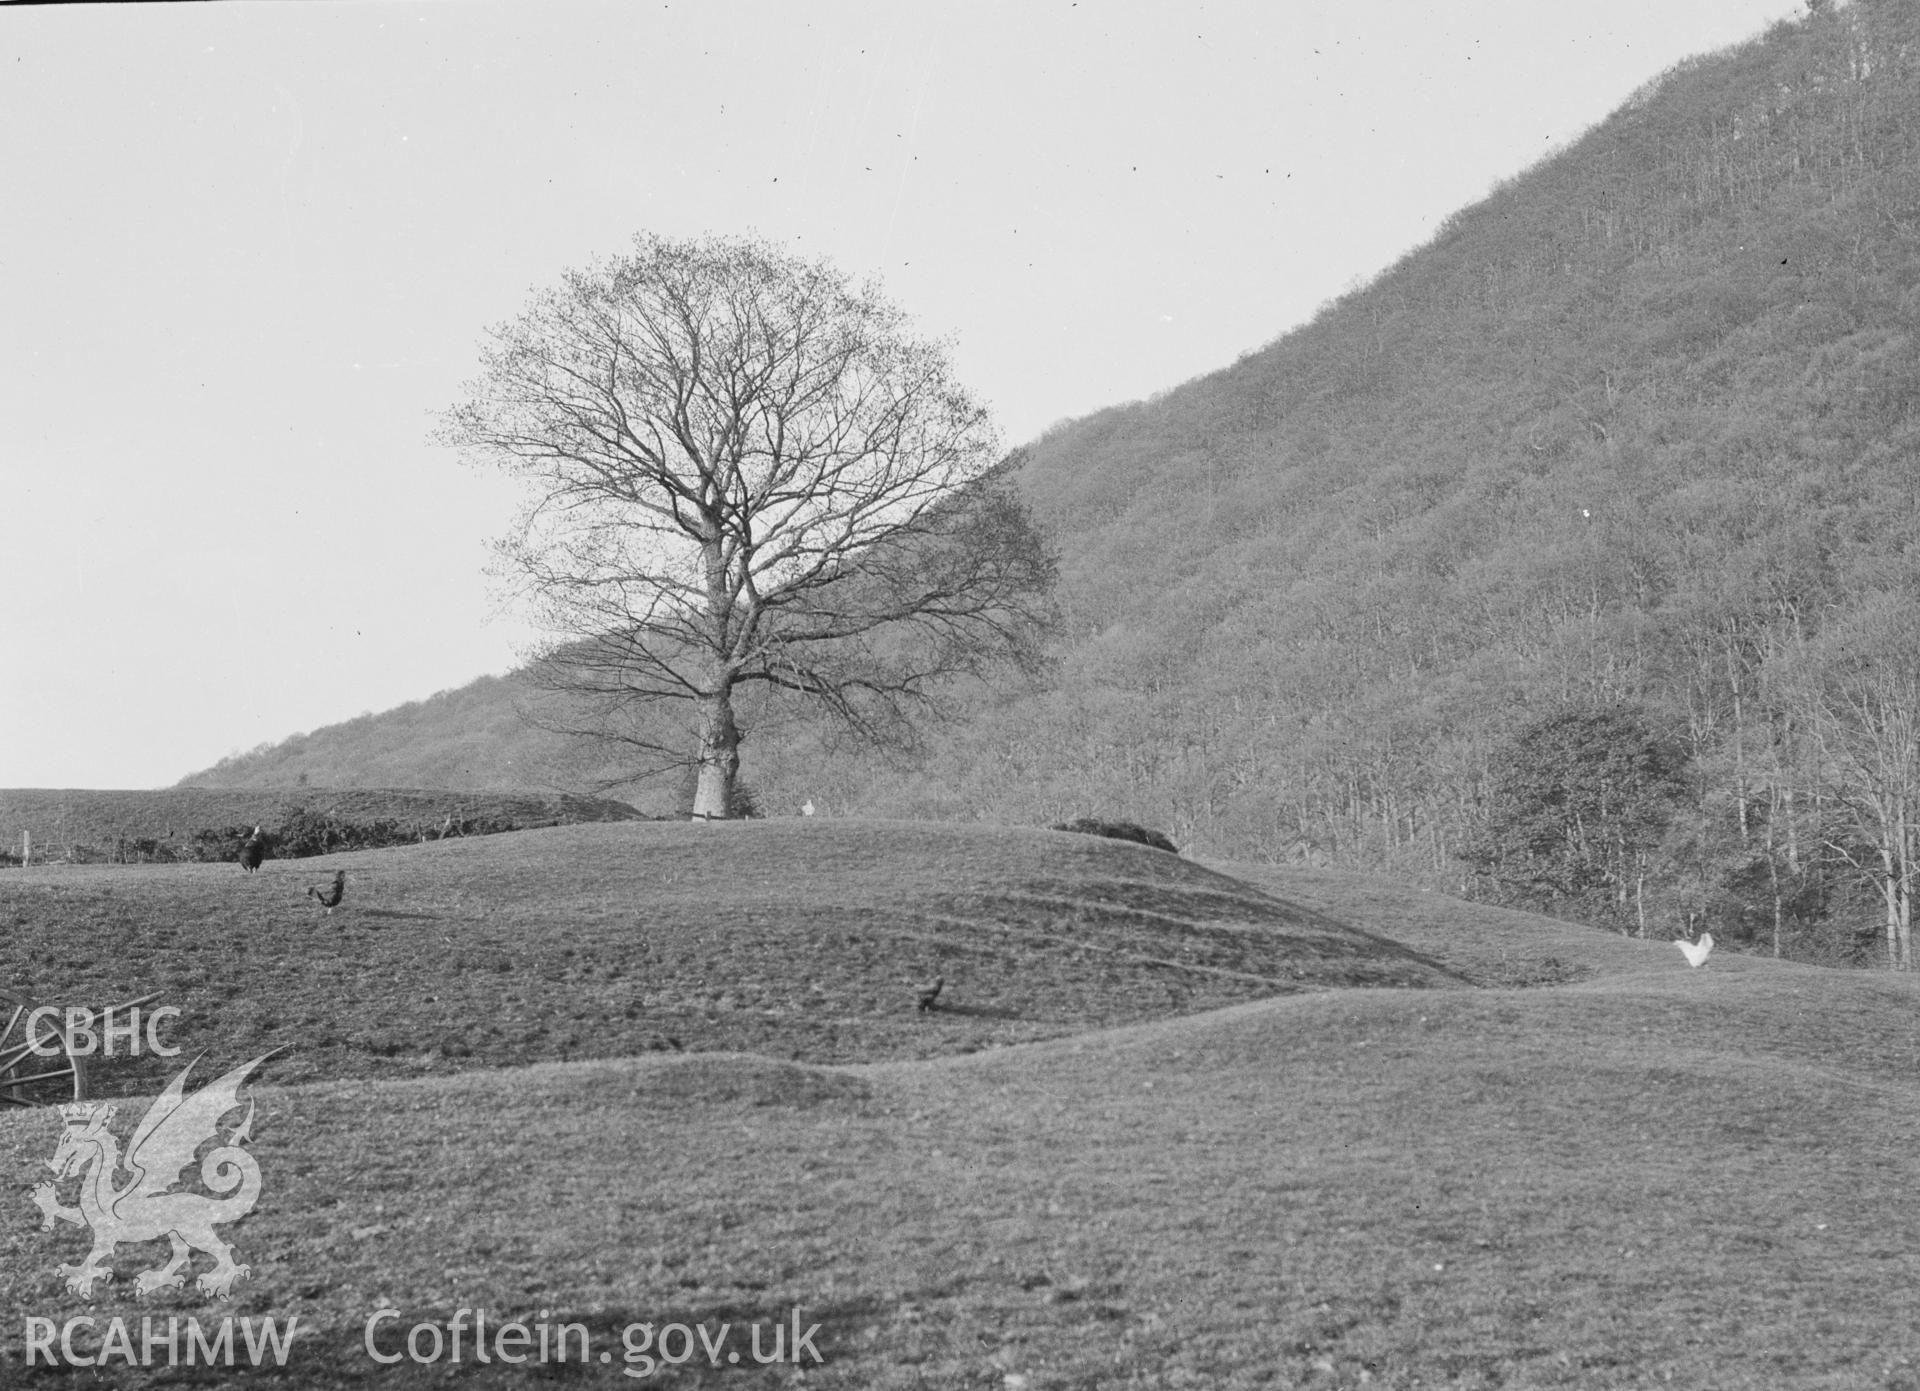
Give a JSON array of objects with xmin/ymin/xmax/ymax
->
[
  {"xmin": 440, "ymin": 233, "xmax": 1054, "ymax": 817},
  {"xmin": 1466, "ymin": 706, "xmax": 1691, "ymax": 932}
]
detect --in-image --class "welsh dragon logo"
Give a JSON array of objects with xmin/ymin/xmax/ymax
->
[{"xmin": 30, "ymin": 1053, "xmax": 273, "ymax": 1301}]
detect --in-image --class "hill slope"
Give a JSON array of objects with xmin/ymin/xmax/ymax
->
[
  {"xmin": 178, "ymin": 4, "xmax": 1920, "ymax": 962},
  {"xmin": 176, "ymin": 674, "xmax": 607, "ymax": 796},
  {"xmin": 837, "ymin": 0, "xmax": 1920, "ymax": 959},
  {"xmin": 3, "ymin": 846, "xmax": 1914, "ymax": 1386},
  {"xmin": 0, "ymin": 819, "xmax": 1460, "ymax": 1097}
]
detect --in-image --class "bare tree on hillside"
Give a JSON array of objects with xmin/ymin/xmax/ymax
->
[
  {"xmin": 1774, "ymin": 593, "xmax": 1920, "ymax": 971},
  {"xmin": 440, "ymin": 234, "xmax": 1055, "ymax": 819}
]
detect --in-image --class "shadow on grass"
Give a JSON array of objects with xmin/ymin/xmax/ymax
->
[
  {"xmin": 1247, "ymin": 894, "xmax": 1487, "ymax": 988},
  {"xmin": 923, "ymin": 1001, "xmax": 1024, "ymax": 1021}
]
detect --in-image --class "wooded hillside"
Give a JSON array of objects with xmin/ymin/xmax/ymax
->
[
  {"xmin": 187, "ymin": 3, "xmax": 1920, "ymax": 964},
  {"xmin": 857, "ymin": 0, "xmax": 1920, "ymax": 965}
]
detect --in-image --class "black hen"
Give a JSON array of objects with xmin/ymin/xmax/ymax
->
[
  {"xmin": 239, "ymin": 826, "xmax": 267, "ymax": 874},
  {"xmin": 306, "ymin": 870, "xmax": 346, "ymax": 915}
]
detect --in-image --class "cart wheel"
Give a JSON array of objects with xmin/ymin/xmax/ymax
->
[{"xmin": 0, "ymin": 996, "xmax": 87, "ymax": 1107}]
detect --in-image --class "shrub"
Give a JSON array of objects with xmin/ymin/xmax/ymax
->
[
  {"xmin": 177, "ymin": 804, "xmax": 563, "ymax": 863},
  {"xmin": 189, "ymin": 826, "xmax": 262, "ymax": 864},
  {"xmin": 1051, "ymin": 818, "xmax": 1180, "ymax": 855},
  {"xmin": 1463, "ymin": 703, "xmax": 1690, "ymax": 931},
  {"xmin": 274, "ymin": 809, "xmax": 349, "ymax": 858}
]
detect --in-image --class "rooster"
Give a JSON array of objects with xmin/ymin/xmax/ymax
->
[
  {"xmin": 1674, "ymin": 932, "xmax": 1714, "ymax": 969},
  {"xmin": 307, "ymin": 870, "xmax": 346, "ymax": 916}
]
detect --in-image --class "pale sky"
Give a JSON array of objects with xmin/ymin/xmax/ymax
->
[{"xmin": 0, "ymin": 0, "xmax": 1804, "ymax": 789}]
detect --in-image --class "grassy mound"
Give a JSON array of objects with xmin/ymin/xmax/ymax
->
[
  {"xmin": 8, "ymin": 830, "xmax": 1909, "ymax": 1386},
  {"xmin": 1215, "ymin": 859, "xmax": 1693, "ymax": 985},
  {"xmin": 4, "ymin": 940, "xmax": 1915, "ymax": 1387},
  {"xmin": 0, "ymin": 820, "xmax": 1456, "ymax": 1095}
]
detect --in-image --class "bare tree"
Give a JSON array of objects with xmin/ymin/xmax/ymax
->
[
  {"xmin": 1776, "ymin": 592, "xmax": 1920, "ymax": 970},
  {"xmin": 440, "ymin": 234, "xmax": 1054, "ymax": 819}
]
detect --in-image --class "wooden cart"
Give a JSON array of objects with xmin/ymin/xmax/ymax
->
[{"xmin": 0, "ymin": 991, "xmax": 159, "ymax": 1106}]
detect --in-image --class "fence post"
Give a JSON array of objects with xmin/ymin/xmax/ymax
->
[{"xmin": 21, "ymin": 830, "xmax": 28, "ymax": 865}]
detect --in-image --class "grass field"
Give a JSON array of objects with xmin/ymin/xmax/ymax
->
[
  {"xmin": 0, "ymin": 821, "xmax": 1454, "ymax": 1093},
  {"xmin": 3, "ymin": 820, "xmax": 1917, "ymax": 1388}
]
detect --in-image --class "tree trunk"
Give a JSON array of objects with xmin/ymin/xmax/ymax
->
[
  {"xmin": 1897, "ymin": 806, "xmax": 1915, "ymax": 972},
  {"xmin": 1899, "ymin": 883, "xmax": 1913, "ymax": 972},
  {"xmin": 1784, "ymin": 785, "xmax": 1800, "ymax": 874},
  {"xmin": 1876, "ymin": 842, "xmax": 1909, "ymax": 971},
  {"xmin": 691, "ymin": 682, "xmax": 741, "ymax": 820},
  {"xmin": 1765, "ymin": 807, "xmax": 1783, "ymax": 959}
]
